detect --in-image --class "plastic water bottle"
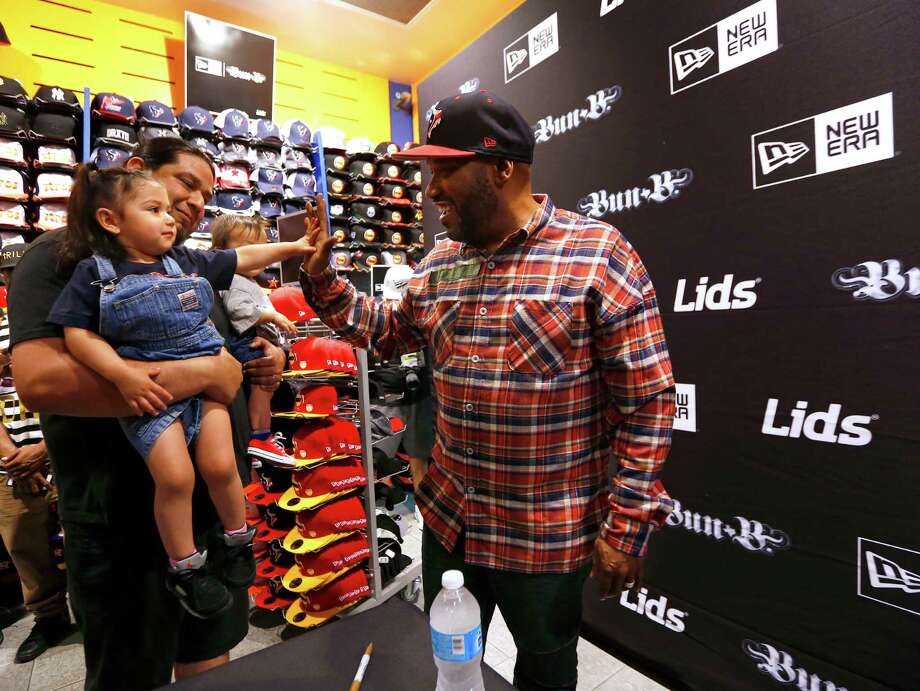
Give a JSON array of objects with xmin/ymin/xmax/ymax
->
[{"xmin": 429, "ymin": 570, "xmax": 485, "ymax": 691}]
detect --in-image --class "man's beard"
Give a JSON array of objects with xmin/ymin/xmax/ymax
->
[{"xmin": 450, "ymin": 171, "xmax": 498, "ymax": 245}]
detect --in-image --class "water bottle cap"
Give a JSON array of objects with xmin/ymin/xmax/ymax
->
[{"xmin": 441, "ymin": 569, "xmax": 464, "ymax": 590}]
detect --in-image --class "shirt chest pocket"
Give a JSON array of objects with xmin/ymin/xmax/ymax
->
[{"xmin": 506, "ymin": 299, "xmax": 573, "ymax": 377}]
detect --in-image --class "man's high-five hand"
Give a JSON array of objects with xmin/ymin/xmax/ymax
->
[{"xmin": 303, "ymin": 193, "xmax": 335, "ymax": 276}]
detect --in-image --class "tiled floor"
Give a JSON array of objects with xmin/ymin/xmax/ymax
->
[{"xmin": 0, "ymin": 503, "xmax": 667, "ymax": 690}]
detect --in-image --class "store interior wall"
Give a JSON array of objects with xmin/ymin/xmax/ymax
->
[{"xmin": 6, "ymin": 0, "xmax": 391, "ymax": 141}]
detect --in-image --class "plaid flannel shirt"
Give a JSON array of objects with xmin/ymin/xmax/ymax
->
[{"xmin": 302, "ymin": 195, "xmax": 675, "ymax": 573}]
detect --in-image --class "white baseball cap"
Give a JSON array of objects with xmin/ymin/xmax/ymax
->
[{"xmin": 381, "ymin": 264, "xmax": 414, "ymax": 300}]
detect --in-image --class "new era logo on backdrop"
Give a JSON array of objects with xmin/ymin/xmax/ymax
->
[
  {"xmin": 832, "ymin": 259, "xmax": 919, "ymax": 301},
  {"xmin": 533, "ymin": 85, "xmax": 622, "ymax": 145},
  {"xmin": 600, "ymin": 0, "xmax": 625, "ymax": 16},
  {"xmin": 667, "ymin": 500, "xmax": 790, "ymax": 556},
  {"xmin": 858, "ymin": 538, "xmax": 920, "ymax": 617},
  {"xmin": 743, "ymin": 640, "xmax": 846, "ymax": 690},
  {"xmin": 669, "ymin": 0, "xmax": 778, "ymax": 94},
  {"xmin": 577, "ymin": 168, "xmax": 693, "ymax": 218},
  {"xmin": 673, "ymin": 383, "xmax": 696, "ymax": 432},
  {"xmin": 752, "ymin": 92, "xmax": 894, "ymax": 188},
  {"xmin": 503, "ymin": 13, "xmax": 559, "ymax": 84}
]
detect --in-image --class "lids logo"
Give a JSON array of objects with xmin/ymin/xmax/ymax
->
[
  {"xmin": 503, "ymin": 13, "xmax": 558, "ymax": 84},
  {"xmin": 832, "ymin": 259, "xmax": 919, "ymax": 301},
  {"xmin": 673, "ymin": 47, "xmax": 715, "ymax": 81},
  {"xmin": 674, "ymin": 274, "xmax": 760, "ymax": 312},
  {"xmin": 619, "ymin": 587, "xmax": 687, "ymax": 633},
  {"xmin": 743, "ymin": 640, "xmax": 847, "ymax": 690},
  {"xmin": 427, "ymin": 105, "xmax": 443, "ymax": 139},
  {"xmin": 752, "ymin": 92, "xmax": 893, "ymax": 189},
  {"xmin": 761, "ymin": 399, "xmax": 875, "ymax": 447},
  {"xmin": 757, "ymin": 141, "xmax": 809, "ymax": 174},
  {"xmin": 670, "ymin": 0, "xmax": 778, "ymax": 94},
  {"xmin": 858, "ymin": 538, "xmax": 920, "ymax": 617}
]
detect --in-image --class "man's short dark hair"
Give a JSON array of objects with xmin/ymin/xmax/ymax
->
[{"xmin": 134, "ymin": 137, "xmax": 212, "ymax": 172}]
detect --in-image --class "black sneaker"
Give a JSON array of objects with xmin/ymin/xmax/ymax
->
[
  {"xmin": 14, "ymin": 613, "xmax": 76, "ymax": 663},
  {"xmin": 166, "ymin": 551, "xmax": 233, "ymax": 619},
  {"xmin": 222, "ymin": 526, "xmax": 257, "ymax": 588}
]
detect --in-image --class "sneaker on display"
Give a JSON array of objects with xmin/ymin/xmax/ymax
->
[{"xmin": 247, "ymin": 433, "xmax": 288, "ymax": 464}]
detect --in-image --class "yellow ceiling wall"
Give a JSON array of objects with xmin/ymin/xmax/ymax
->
[{"xmin": 4, "ymin": 0, "xmax": 390, "ymax": 143}]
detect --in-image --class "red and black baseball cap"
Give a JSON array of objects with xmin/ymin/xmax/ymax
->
[
  {"xmin": 281, "ymin": 495, "xmax": 367, "ymax": 554},
  {"xmin": 282, "ymin": 531, "xmax": 369, "ymax": 592},
  {"xmin": 392, "ymin": 90, "xmax": 535, "ymax": 163}
]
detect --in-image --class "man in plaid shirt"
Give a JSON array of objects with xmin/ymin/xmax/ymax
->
[{"xmin": 301, "ymin": 91, "xmax": 675, "ymax": 690}]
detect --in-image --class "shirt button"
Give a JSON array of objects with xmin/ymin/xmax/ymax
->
[
  {"xmin": 466, "ymin": 487, "xmax": 475, "ymax": 495},
  {"xmin": 478, "ymin": 307, "xmax": 487, "ymax": 316},
  {"xmin": 470, "ymin": 355, "xmax": 480, "ymax": 363},
  {"xmin": 466, "ymin": 447, "xmax": 474, "ymax": 456},
  {"xmin": 487, "ymin": 261, "xmax": 495, "ymax": 270},
  {"xmin": 464, "ymin": 403, "xmax": 474, "ymax": 412}
]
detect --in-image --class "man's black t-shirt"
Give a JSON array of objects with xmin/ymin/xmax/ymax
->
[{"xmin": 7, "ymin": 229, "xmax": 251, "ymax": 535}]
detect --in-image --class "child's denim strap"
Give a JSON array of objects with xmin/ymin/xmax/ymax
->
[
  {"xmin": 91, "ymin": 254, "xmax": 118, "ymax": 291},
  {"xmin": 162, "ymin": 253, "xmax": 183, "ymax": 277}
]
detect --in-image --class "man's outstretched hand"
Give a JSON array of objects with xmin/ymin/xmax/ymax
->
[{"xmin": 303, "ymin": 193, "xmax": 335, "ymax": 276}]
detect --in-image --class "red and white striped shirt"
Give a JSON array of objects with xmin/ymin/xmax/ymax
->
[{"xmin": 302, "ymin": 195, "xmax": 675, "ymax": 573}]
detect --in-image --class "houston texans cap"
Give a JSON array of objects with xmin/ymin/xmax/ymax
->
[
  {"xmin": 187, "ymin": 136, "xmax": 220, "ymax": 160},
  {"xmin": 136, "ymin": 100, "xmax": 177, "ymax": 127},
  {"xmin": 218, "ymin": 140, "xmax": 250, "ymax": 164},
  {"xmin": 393, "ymin": 91, "xmax": 533, "ymax": 162},
  {"xmin": 253, "ymin": 146, "xmax": 283, "ymax": 169},
  {"xmin": 251, "ymin": 118, "xmax": 282, "ymax": 146},
  {"xmin": 282, "ymin": 146, "xmax": 314, "ymax": 171},
  {"xmin": 283, "ymin": 120, "xmax": 313, "ymax": 149},
  {"xmin": 215, "ymin": 108, "xmax": 251, "ymax": 140},
  {"xmin": 285, "ymin": 171, "xmax": 316, "ymax": 199},
  {"xmin": 252, "ymin": 167, "xmax": 285, "ymax": 196},
  {"xmin": 256, "ymin": 195, "xmax": 283, "ymax": 218},
  {"xmin": 215, "ymin": 190, "xmax": 254, "ymax": 214},
  {"xmin": 178, "ymin": 106, "xmax": 215, "ymax": 135}
]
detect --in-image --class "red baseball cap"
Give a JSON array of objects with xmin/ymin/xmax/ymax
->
[
  {"xmin": 256, "ymin": 538, "xmax": 297, "ymax": 580},
  {"xmin": 282, "ymin": 532, "xmax": 369, "ymax": 592},
  {"xmin": 284, "ymin": 568, "xmax": 370, "ymax": 628},
  {"xmin": 251, "ymin": 578, "xmax": 297, "ymax": 611},
  {"xmin": 282, "ymin": 495, "xmax": 367, "ymax": 554},
  {"xmin": 244, "ymin": 481, "xmax": 283, "ymax": 506},
  {"xmin": 273, "ymin": 385, "xmax": 339, "ymax": 419},
  {"xmin": 269, "ymin": 285, "xmax": 315, "ymax": 322},
  {"xmin": 284, "ymin": 338, "xmax": 326, "ymax": 377},
  {"xmin": 278, "ymin": 457, "xmax": 366, "ymax": 512},
  {"xmin": 290, "ymin": 420, "xmax": 337, "ymax": 466}
]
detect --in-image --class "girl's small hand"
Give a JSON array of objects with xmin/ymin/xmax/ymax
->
[
  {"xmin": 271, "ymin": 312, "xmax": 299, "ymax": 335},
  {"xmin": 117, "ymin": 367, "xmax": 173, "ymax": 416}
]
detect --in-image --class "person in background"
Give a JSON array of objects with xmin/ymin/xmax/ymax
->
[
  {"xmin": 8, "ymin": 138, "xmax": 286, "ymax": 690},
  {"xmin": 0, "ymin": 244, "xmax": 74, "ymax": 663},
  {"xmin": 300, "ymin": 91, "xmax": 675, "ymax": 691},
  {"xmin": 209, "ymin": 215, "xmax": 298, "ymax": 466}
]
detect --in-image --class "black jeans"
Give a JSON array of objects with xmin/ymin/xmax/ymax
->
[
  {"xmin": 423, "ymin": 527, "xmax": 591, "ymax": 691},
  {"xmin": 64, "ymin": 521, "xmax": 249, "ymax": 690}
]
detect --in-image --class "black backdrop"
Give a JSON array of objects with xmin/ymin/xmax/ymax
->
[{"xmin": 417, "ymin": 2, "xmax": 920, "ymax": 689}]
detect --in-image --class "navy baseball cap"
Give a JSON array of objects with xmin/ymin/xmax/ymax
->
[
  {"xmin": 195, "ymin": 211, "xmax": 218, "ymax": 237},
  {"xmin": 92, "ymin": 121, "xmax": 137, "ymax": 150},
  {"xmin": 136, "ymin": 100, "xmax": 177, "ymax": 127},
  {"xmin": 91, "ymin": 93, "xmax": 136, "ymax": 124},
  {"xmin": 253, "ymin": 146, "xmax": 283, "ymax": 168},
  {"xmin": 283, "ymin": 146, "xmax": 314, "ymax": 171},
  {"xmin": 186, "ymin": 136, "xmax": 220, "ymax": 160},
  {"xmin": 215, "ymin": 108, "xmax": 251, "ymax": 140},
  {"xmin": 90, "ymin": 146, "xmax": 130, "ymax": 170},
  {"xmin": 257, "ymin": 196, "xmax": 283, "ymax": 218},
  {"xmin": 218, "ymin": 140, "xmax": 250, "ymax": 164},
  {"xmin": 394, "ymin": 91, "xmax": 534, "ymax": 163},
  {"xmin": 282, "ymin": 120, "xmax": 312, "ymax": 149},
  {"xmin": 215, "ymin": 190, "xmax": 253, "ymax": 214},
  {"xmin": 283, "ymin": 199, "xmax": 307, "ymax": 215},
  {"xmin": 285, "ymin": 171, "xmax": 316, "ymax": 199},
  {"xmin": 178, "ymin": 106, "xmax": 215, "ymax": 135},
  {"xmin": 252, "ymin": 167, "xmax": 285, "ymax": 196},
  {"xmin": 251, "ymin": 118, "xmax": 282, "ymax": 146},
  {"xmin": 138, "ymin": 126, "xmax": 180, "ymax": 146}
]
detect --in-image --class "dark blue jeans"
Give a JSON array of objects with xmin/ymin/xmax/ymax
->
[{"xmin": 422, "ymin": 527, "xmax": 591, "ymax": 691}]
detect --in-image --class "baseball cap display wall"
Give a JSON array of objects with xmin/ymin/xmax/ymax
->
[{"xmin": 0, "ymin": 78, "xmax": 80, "ymax": 236}]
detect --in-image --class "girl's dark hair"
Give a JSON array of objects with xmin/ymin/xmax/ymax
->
[
  {"xmin": 209, "ymin": 214, "xmax": 267, "ymax": 249},
  {"xmin": 58, "ymin": 165, "xmax": 159, "ymax": 270}
]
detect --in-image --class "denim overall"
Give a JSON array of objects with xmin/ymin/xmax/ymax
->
[{"xmin": 94, "ymin": 253, "xmax": 224, "ymax": 460}]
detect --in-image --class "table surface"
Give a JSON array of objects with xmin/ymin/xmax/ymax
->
[{"xmin": 169, "ymin": 598, "xmax": 514, "ymax": 690}]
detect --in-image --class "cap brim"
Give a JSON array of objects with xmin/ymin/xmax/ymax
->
[
  {"xmin": 257, "ymin": 560, "xmax": 289, "ymax": 580},
  {"xmin": 281, "ymin": 527, "xmax": 356, "ymax": 555},
  {"xmin": 390, "ymin": 145, "xmax": 475, "ymax": 161},
  {"xmin": 282, "ymin": 562, "xmax": 356, "ymax": 593},
  {"xmin": 284, "ymin": 598, "xmax": 358, "ymax": 629},
  {"xmin": 272, "ymin": 410, "xmax": 333, "ymax": 420},
  {"xmin": 277, "ymin": 486, "xmax": 358, "ymax": 512},
  {"xmin": 244, "ymin": 482, "xmax": 284, "ymax": 506},
  {"xmin": 252, "ymin": 584, "xmax": 297, "ymax": 610}
]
